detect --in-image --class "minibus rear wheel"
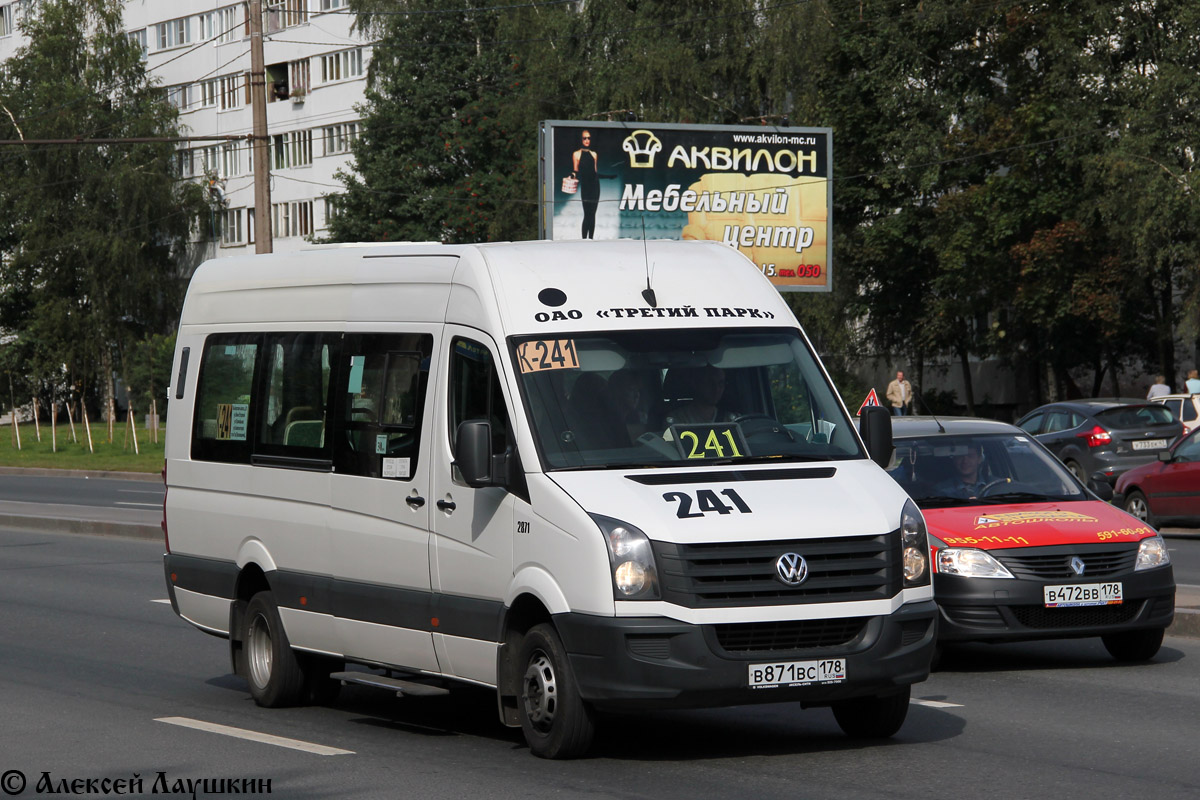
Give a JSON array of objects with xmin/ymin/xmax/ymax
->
[
  {"xmin": 831, "ymin": 686, "xmax": 911, "ymax": 739},
  {"xmin": 242, "ymin": 591, "xmax": 306, "ymax": 707},
  {"xmin": 517, "ymin": 623, "xmax": 595, "ymax": 759}
]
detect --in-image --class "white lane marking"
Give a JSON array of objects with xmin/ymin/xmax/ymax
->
[
  {"xmin": 115, "ymin": 502, "xmax": 162, "ymax": 508},
  {"xmin": 151, "ymin": 599, "xmax": 172, "ymax": 604},
  {"xmin": 911, "ymin": 699, "xmax": 963, "ymax": 708},
  {"xmin": 155, "ymin": 717, "xmax": 354, "ymax": 756}
]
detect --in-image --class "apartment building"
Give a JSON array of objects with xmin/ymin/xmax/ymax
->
[{"xmin": 0, "ymin": 0, "xmax": 370, "ymax": 260}]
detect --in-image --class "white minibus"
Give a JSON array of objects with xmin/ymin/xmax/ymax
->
[{"xmin": 163, "ymin": 239, "xmax": 935, "ymax": 758}]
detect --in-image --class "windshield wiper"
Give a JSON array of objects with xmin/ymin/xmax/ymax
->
[
  {"xmin": 913, "ymin": 495, "xmax": 979, "ymax": 508},
  {"xmin": 978, "ymin": 491, "xmax": 1069, "ymax": 504}
]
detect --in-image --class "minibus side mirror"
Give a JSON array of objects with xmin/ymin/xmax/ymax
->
[
  {"xmin": 454, "ymin": 420, "xmax": 493, "ymax": 488},
  {"xmin": 859, "ymin": 405, "xmax": 893, "ymax": 468}
]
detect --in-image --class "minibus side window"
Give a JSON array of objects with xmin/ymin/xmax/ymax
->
[
  {"xmin": 256, "ymin": 332, "xmax": 334, "ymax": 457},
  {"xmin": 333, "ymin": 333, "xmax": 433, "ymax": 479},
  {"xmin": 449, "ymin": 337, "xmax": 509, "ymax": 457},
  {"xmin": 191, "ymin": 335, "xmax": 260, "ymax": 463}
]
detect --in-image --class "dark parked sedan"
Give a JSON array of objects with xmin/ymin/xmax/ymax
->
[
  {"xmin": 1016, "ymin": 400, "xmax": 1182, "ymax": 485},
  {"xmin": 1114, "ymin": 425, "xmax": 1200, "ymax": 528}
]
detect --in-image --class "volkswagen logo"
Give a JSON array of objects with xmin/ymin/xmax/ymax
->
[
  {"xmin": 1069, "ymin": 556, "xmax": 1086, "ymax": 576},
  {"xmin": 775, "ymin": 553, "xmax": 809, "ymax": 586}
]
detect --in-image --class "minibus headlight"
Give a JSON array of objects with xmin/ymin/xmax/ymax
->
[
  {"xmin": 591, "ymin": 515, "xmax": 660, "ymax": 600},
  {"xmin": 1135, "ymin": 535, "xmax": 1170, "ymax": 571},
  {"xmin": 901, "ymin": 499, "xmax": 931, "ymax": 586}
]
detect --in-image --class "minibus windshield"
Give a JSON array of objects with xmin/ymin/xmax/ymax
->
[{"xmin": 511, "ymin": 328, "xmax": 864, "ymax": 470}]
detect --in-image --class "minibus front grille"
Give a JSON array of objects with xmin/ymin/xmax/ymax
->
[
  {"xmin": 711, "ymin": 617, "xmax": 868, "ymax": 654},
  {"xmin": 651, "ymin": 533, "xmax": 900, "ymax": 608}
]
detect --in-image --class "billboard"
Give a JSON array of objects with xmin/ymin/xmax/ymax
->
[{"xmin": 539, "ymin": 120, "xmax": 833, "ymax": 292}]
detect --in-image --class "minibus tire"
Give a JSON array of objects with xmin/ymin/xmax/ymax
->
[
  {"xmin": 242, "ymin": 591, "xmax": 306, "ymax": 708},
  {"xmin": 1101, "ymin": 627, "xmax": 1164, "ymax": 662},
  {"xmin": 517, "ymin": 623, "xmax": 595, "ymax": 759},
  {"xmin": 831, "ymin": 686, "xmax": 910, "ymax": 739}
]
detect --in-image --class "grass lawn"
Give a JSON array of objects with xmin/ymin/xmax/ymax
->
[{"xmin": 0, "ymin": 422, "xmax": 164, "ymax": 473}]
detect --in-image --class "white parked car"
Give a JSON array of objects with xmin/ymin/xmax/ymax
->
[{"xmin": 1150, "ymin": 393, "xmax": 1200, "ymax": 434}]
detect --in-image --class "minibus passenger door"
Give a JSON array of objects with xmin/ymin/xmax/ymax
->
[
  {"xmin": 430, "ymin": 331, "xmax": 518, "ymax": 684},
  {"xmin": 329, "ymin": 331, "xmax": 440, "ymax": 672}
]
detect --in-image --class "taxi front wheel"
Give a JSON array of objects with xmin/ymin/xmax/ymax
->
[
  {"xmin": 1101, "ymin": 627, "xmax": 1164, "ymax": 662},
  {"xmin": 831, "ymin": 686, "xmax": 910, "ymax": 738}
]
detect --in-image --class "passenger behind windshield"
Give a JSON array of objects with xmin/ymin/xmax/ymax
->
[
  {"xmin": 887, "ymin": 433, "xmax": 1085, "ymax": 508},
  {"xmin": 512, "ymin": 328, "xmax": 863, "ymax": 470}
]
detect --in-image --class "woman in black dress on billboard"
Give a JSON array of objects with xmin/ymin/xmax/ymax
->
[{"xmin": 572, "ymin": 129, "xmax": 605, "ymax": 239}]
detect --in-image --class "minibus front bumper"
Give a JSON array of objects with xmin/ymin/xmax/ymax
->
[{"xmin": 552, "ymin": 600, "xmax": 938, "ymax": 711}]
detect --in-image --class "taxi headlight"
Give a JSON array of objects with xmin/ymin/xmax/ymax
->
[
  {"xmin": 901, "ymin": 499, "xmax": 931, "ymax": 586},
  {"xmin": 591, "ymin": 514, "xmax": 660, "ymax": 600},
  {"xmin": 1135, "ymin": 535, "xmax": 1170, "ymax": 571},
  {"xmin": 936, "ymin": 548, "xmax": 1015, "ymax": 579}
]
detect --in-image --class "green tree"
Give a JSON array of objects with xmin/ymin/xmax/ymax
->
[
  {"xmin": 330, "ymin": 0, "xmax": 547, "ymax": 244},
  {"xmin": 0, "ymin": 0, "xmax": 207, "ymax": 417}
]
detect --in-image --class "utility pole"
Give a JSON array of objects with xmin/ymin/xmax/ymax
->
[{"xmin": 249, "ymin": 0, "xmax": 272, "ymax": 253}]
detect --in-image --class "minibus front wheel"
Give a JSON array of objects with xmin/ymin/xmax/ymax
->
[
  {"xmin": 518, "ymin": 623, "xmax": 595, "ymax": 759},
  {"xmin": 241, "ymin": 591, "xmax": 306, "ymax": 707}
]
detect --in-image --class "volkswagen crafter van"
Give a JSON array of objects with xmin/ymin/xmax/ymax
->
[{"xmin": 163, "ymin": 239, "xmax": 935, "ymax": 758}]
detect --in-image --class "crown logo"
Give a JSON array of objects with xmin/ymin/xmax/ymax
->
[{"xmin": 622, "ymin": 129, "xmax": 663, "ymax": 168}]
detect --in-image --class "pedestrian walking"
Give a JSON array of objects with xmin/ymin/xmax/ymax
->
[
  {"xmin": 1147, "ymin": 375, "xmax": 1171, "ymax": 400},
  {"xmin": 886, "ymin": 370, "xmax": 914, "ymax": 416}
]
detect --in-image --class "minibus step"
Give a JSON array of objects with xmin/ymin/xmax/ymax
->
[{"xmin": 330, "ymin": 671, "xmax": 450, "ymax": 697}]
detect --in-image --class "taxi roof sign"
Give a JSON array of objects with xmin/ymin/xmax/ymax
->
[{"xmin": 856, "ymin": 388, "xmax": 882, "ymax": 416}]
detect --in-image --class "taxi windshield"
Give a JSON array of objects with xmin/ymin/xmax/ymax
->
[
  {"xmin": 887, "ymin": 432, "xmax": 1086, "ymax": 508},
  {"xmin": 511, "ymin": 328, "xmax": 863, "ymax": 470}
]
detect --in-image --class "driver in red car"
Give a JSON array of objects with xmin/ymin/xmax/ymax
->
[{"xmin": 937, "ymin": 444, "xmax": 993, "ymax": 499}]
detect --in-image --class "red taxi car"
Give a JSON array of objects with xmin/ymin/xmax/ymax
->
[{"xmin": 887, "ymin": 417, "xmax": 1175, "ymax": 661}]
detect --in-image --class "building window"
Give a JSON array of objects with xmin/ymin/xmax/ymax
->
[
  {"xmin": 322, "ymin": 195, "xmax": 343, "ymax": 227},
  {"xmin": 200, "ymin": 78, "xmax": 219, "ymax": 108},
  {"xmin": 222, "ymin": 142, "xmax": 244, "ymax": 177},
  {"xmin": 174, "ymin": 149, "xmax": 195, "ymax": 178},
  {"xmin": 290, "ymin": 59, "xmax": 310, "ymax": 97},
  {"xmin": 199, "ymin": 145, "xmax": 221, "ymax": 177},
  {"xmin": 265, "ymin": 0, "xmax": 308, "ymax": 33},
  {"xmin": 166, "ymin": 84, "xmax": 192, "ymax": 111},
  {"xmin": 320, "ymin": 47, "xmax": 364, "ymax": 84},
  {"xmin": 320, "ymin": 0, "xmax": 347, "ymax": 11},
  {"xmin": 0, "ymin": 5, "xmax": 12, "ymax": 37},
  {"xmin": 272, "ymin": 200, "xmax": 313, "ymax": 238},
  {"xmin": 221, "ymin": 209, "xmax": 245, "ymax": 246},
  {"xmin": 272, "ymin": 130, "xmax": 313, "ymax": 169},
  {"xmin": 321, "ymin": 122, "xmax": 359, "ymax": 156},
  {"xmin": 216, "ymin": 5, "xmax": 240, "ymax": 43},
  {"xmin": 156, "ymin": 16, "xmax": 192, "ymax": 51},
  {"xmin": 219, "ymin": 73, "xmax": 245, "ymax": 110},
  {"xmin": 128, "ymin": 28, "xmax": 148, "ymax": 58}
]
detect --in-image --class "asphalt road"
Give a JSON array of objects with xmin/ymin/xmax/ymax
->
[{"xmin": 1, "ymin": 527, "xmax": 1198, "ymax": 799}]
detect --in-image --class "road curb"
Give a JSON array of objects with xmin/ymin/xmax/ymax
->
[
  {"xmin": 0, "ymin": 514, "xmax": 162, "ymax": 541},
  {"xmin": 1168, "ymin": 608, "xmax": 1200, "ymax": 639},
  {"xmin": 0, "ymin": 466, "xmax": 160, "ymax": 482}
]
